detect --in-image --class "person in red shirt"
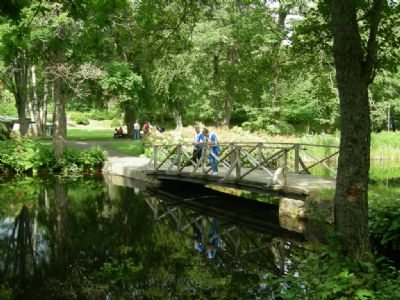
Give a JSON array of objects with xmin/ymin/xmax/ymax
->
[{"xmin": 142, "ymin": 121, "xmax": 150, "ymax": 133}]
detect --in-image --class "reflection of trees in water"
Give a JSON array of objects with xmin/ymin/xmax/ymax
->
[
  {"xmin": 0, "ymin": 178, "xmax": 71, "ymax": 297},
  {"xmin": 53, "ymin": 179, "xmax": 68, "ymax": 279},
  {"xmin": 2, "ymin": 206, "xmax": 35, "ymax": 284},
  {"xmin": 0, "ymin": 178, "xmax": 307, "ymax": 299}
]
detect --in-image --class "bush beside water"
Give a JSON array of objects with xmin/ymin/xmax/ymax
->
[{"xmin": 0, "ymin": 139, "xmax": 107, "ymax": 176}]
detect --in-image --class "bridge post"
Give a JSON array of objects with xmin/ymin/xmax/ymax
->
[
  {"xmin": 257, "ymin": 143, "xmax": 263, "ymax": 165},
  {"xmin": 176, "ymin": 145, "xmax": 182, "ymax": 172},
  {"xmin": 294, "ymin": 144, "xmax": 300, "ymax": 173},
  {"xmin": 229, "ymin": 143, "xmax": 235, "ymax": 166},
  {"xmin": 153, "ymin": 146, "xmax": 158, "ymax": 170},
  {"xmin": 201, "ymin": 147, "xmax": 207, "ymax": 174},
  {"xmin": 236, "ymin": 147, "xmax": 241, "ymax": 179},
  {"xmin": 282, "ymin": 149, "xmax": 288, "ymax": 186}
]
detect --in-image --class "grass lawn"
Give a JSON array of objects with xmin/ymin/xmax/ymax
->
[
  {"xmin": 103, "ymin": 140, "xmax": 144, "ymax": 156},
  {"xmin": 67, "ymin": 128, "xmax": 115, "ymax": 140}
]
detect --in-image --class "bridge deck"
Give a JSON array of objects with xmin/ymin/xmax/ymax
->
[{"xmin": 147, "ymin": 165, "xmax": 336, "ymax": 199}]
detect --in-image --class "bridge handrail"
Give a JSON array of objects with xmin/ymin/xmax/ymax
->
[
  {"xmin": 148, "ymin": 141, "xmax": 339, "ymax": 183},
  {"xmin": 148, "ymin": 142, "xmax": 339, "ymax": 148}
]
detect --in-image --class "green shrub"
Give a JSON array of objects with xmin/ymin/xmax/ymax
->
[
  {"xmin": 75, "ymin": 114, "xmax": 90, "ymax": 125},
  {"xmin": 59, "ymin": 146, "xmax": 107, "ymax": 174},
  {"xmin": 369, "ymin": 188, "xmax": 400, "ymax": 252},
  {"xmin": 89, "ymin": 109, "xmax": 113, "ymax": 121},
  {"xmin": 0, "ymin": 123, "xmax": 10, "ymax": 140},
  {"xmin": 270, "ymin": 240, "xmax": 400, "ymax": 300},
  {"xmin": 69, "ymin": 112, "xmax": 90, "ymax": 125},
  {"xmin": 0, "ymin": 96, "xmax": 17, "ymax": 117},
  {"xmin": 33, "ymin": 143, "xmax": 56, "ymax": 171},
  {"xmin": 0, "ymin": 139, "xmax": 36, "ymax": 173},
  {"xmin": 59, "ymin": 147, "xmax": 83, "ymax": 174},
  {"xmin": 80, "ymin": 146, "xmax": 108, "ymax": 168},
  {"xmin": 0, "ymin": 139, "xmax": 107, "ymax": 176},
  {"xmin": 110, "ymin": 118, "xmax": 122, "ymax": 127}
]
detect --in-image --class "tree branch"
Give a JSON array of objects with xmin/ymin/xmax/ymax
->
[{"xmin": 363, "ymin": 0, "xmax": 385, "ymax": 84}]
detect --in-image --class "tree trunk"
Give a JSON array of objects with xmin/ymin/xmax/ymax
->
[
  {"xmin": 39, "ymin": 74, "xmax": 49, "ymax": 135},
  {"xmin": 277, "ymin": 1, "xmax": 288, "ymax": 32},
  {"xmin": 330, "ymin": 0, "xmax": 383, "ymax": 261},
  {"xmin": 173, "ymin": 105, "xmax": 183, "ymax": 131},
  {"xmin": 28, "ymin": 65, "xmax": 39, "ymax": 136},
  {"xmin": 271, "ymin": 1, "xmax": 288, "ymax": 108},
  {"xmin": 123, "ymin": 101, "xmax": 136, "ymax": 136},
  {"xmin": 13, "ymin": 56, "xmax": 30, "ymax": 135},
  {"xmin": 223, "ymin": 88, "xmax": 233, "ymax": 127},
  {"xmin": 222, "ymin": 46, "xmax": 237, "ymax": 127},
  {"xmin": 212, "ymin": 54, "xmax": 220, "ymax": 124},
  {"xmin": 53, "ymin": 49, "xmax": 67, "ymax": 161}
]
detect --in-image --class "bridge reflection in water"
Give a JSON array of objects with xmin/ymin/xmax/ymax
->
[{"xmin": 145, "ymin": 179, "xmax": 327, "ymax": 275}]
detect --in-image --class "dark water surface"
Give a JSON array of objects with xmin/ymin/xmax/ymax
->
[{"xmin": 0, "ymin": 175, "xmax": 326, "ymax": 299}]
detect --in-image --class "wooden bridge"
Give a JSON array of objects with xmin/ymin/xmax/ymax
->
[{"xmin": 146, "ymin": 142, "xmax": 339, "ymax": 198}]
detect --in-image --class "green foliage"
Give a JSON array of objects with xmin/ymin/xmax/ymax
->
[
  {"xmin": 0, "ymin": 139, "xmax": 37, "ymax": 173},
  {"xmin": 88, "ymin": 109, "xmax": 120, "ymax": 121},
  {"xmin": 241, "ymin": 105, "xmax": 297, "ymax": 134},
  {"xmin": 69, "ymin": 111, "xmax": 90, "ymax": 125},
  {"xmin": 110, "ymin": 118, "xmax": 121, "ymax": 127},
  {"xmin": 100, "ymin": 61, "xmax": 143, "ymax": 104},
  {"xmin": 369, "ymin": 187, "xmax": 400, "ymax": 252},
  {"xmin": 0, "ymin": 139, "xmax": 106, "ymax": 175},
  {"xmin": 0, "ymin": 91, "xmax": 17, "ymax": 116},
  {"xmin": 59, "ymin": 146, "xmax": 107, "ymax": 174},
  {"xmin": 271, "ymin": 241, "xmax": 400, "ymax": 300},
  {"xmin": 32, "ymin": 142, "xmax": 56, "ymax": 170},
  {"xmin": 0, "ymin": 284, "xmax": 13, "ymax": 300},
  {"xmin": 94, "ymin": 246, "xmax": 143, "ymax": 283},
  {"xmin": 0, "ymin": 123, "xmax": 9, "ymax": 140},
  {"xmin": 369, "ymin": 72, "xmax": 400, "ymax": 132}
]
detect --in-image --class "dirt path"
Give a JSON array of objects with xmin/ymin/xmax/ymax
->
[{"xmin": 67, "ymin": 140, "xmax": 130, "ymax": 157}]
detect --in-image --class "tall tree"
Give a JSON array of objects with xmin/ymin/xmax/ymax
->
[
  {"xmin": 328, "ymin": 0, "xmax": 385, "ymax": 260},
  {"xmin": 0, "ymin": 1, "xmax": 32, "ymax": 135}
]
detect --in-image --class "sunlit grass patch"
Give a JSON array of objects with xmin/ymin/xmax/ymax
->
[
  {"xmin": 67, "ymin": 129, "xmax": 114, "ymax": 140},
  {"xmin": 104, "ymin": 140, "xmax": 144, "ymax": 156}
]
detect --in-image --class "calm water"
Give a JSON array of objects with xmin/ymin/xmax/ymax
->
[
  {"xmin": 0, "ymin": 172, "xmax": 397, "ymax": 299},
  {"xmin": 0, "ymin": 175, "xmax": 321, "ymax": 299}
]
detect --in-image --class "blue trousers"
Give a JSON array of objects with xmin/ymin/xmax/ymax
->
[
  {"xmin": 133, "ymin": 129, "xmax": 140, "ymax": 140},
  {"xmin": 209, "ymin": 150, "xmax": 219, "ymax": 173}
]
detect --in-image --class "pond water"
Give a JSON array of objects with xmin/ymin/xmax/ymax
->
[
  {"xmin": 0, "ymin": 170, "xmax": 398, "ymax": 299},
  {"xmin": 0, "ymin": 175, "xmax": 327, "ymax": 299}
]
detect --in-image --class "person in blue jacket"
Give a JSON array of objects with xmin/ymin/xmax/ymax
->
[
  {"xmin": 192, "ymin": 125, "xmax": 205, "ymax": 164},
  {"xmin": 202, "ymin": 128, "xmax": 220, "ymax": 175}
]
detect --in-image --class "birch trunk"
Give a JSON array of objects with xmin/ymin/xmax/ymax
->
[{"xmin": 53, "ymin": 49, "xmax": 67, "ymax": 161}]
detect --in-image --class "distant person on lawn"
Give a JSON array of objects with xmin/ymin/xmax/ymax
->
[
  {"xmin": 114, "ymin": 127, "xmax": 123, "ymax": 138},
  {"xmin": 133, "ymin": 120, "xmax": 140, "ymax": 140},
  {"xmin": 202, "ymin": 128, "xmax": 220, "ymax": 175}
]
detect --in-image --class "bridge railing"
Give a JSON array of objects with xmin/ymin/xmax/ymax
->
[{"xmin": 148, "ymin": 142, "xmax": 339, "ymax": 185}]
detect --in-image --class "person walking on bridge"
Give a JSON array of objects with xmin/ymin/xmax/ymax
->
[
  {"xmin": 192, "ymin": 125, "xmax": 205, "ymax": 166},
  {"xmin": 203, "ymin": 128, "xmax": 220, "ymax": 175}
]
